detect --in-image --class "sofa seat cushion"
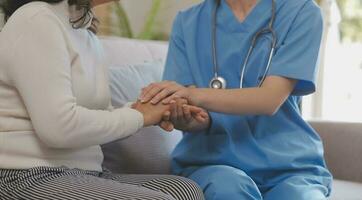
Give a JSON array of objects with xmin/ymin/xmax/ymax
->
[
  {"xmin": 102, "ymin": 126, "xmax": 182, "ymax": 174},
  {"xmin": 330, "ymin": 179, "xmax": 362, "ymax": 200},
  {"xmin": 103, "ymin": 58, "xmax": 182, "ymax": 175}
]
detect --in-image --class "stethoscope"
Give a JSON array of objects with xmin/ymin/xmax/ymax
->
[{"xmin": 209, "ymin": 0, "xmax": 277, "ymax": 89}]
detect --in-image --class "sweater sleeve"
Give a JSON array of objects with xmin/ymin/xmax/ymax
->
[{"xmin": 8, "ymin": 11, "xmax": 144, "ymax": 149}]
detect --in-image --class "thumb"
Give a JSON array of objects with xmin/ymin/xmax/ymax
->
[
  {"xmin": 162, "ymin": 111, "xmax": 171, "ymax": 121},
  {"xmin": 159, "ymin": 121, "xmax": 174, "ymax": 132},
  {"xmin": 188, "ymin": 105, "xmax": 203, "ymax": 114}
]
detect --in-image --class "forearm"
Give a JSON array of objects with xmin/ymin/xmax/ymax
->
[
  {"xmin": 192, "ymin": 87, "xmax": 284, "ymax": 116},
  {"xmin": 189, "ymin": 76, "xmax": 296, "ymax": 116},
  {"xmin": 26, "ymin": 100, "xmax": 144, "ymax": 149}
]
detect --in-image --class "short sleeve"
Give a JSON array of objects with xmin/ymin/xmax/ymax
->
[
  {"xmin": 162, "ymin": 13, "xmax": 195, "ymax": 86},
  {"xmin": 267, "ymin": 1, "xmax": 323, "ymax": 96}
]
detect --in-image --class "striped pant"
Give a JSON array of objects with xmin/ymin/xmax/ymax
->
[{"xmin": 0, "ymin": 167, "xmax": 204, "ymax": 200}]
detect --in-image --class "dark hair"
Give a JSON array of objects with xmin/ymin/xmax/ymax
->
[{"xmin": 0, "ymin": 0, "xmax": 93, "ymax": 30}]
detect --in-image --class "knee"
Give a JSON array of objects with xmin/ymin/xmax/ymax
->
[
  {"xmin": 189, "ymin": 165, "xmax": 262, "ymax": 200},
  {"xmin": 263, "ymin": 176, "xmax": 330, "ymax": 200},
  {"xmin": 163, "ymin": 175, "xmax": 204, "ymax": 200}
]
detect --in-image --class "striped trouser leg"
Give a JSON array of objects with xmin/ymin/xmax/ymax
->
[
  {"xmin": 0, "ymin": 167, "xmax": 204, "ymax": 200},
  {"xmin": 1, "ymin": 167, "xmax": 174, "ymax": 200},
  {"xmin": 100, "ymin": 173, "xmax": 205, "ymax": 200}
]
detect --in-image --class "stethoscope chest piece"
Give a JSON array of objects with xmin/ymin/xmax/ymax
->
[
  {"xmin": 209, "ymin": 0, "xmax": 277, "ymax": 89},
  {"xmin": 209, "ymin": 76, "xmax": 227, "ymax": 89}
]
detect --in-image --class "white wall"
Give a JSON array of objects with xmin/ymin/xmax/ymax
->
[{"xmin": 121, "ymin": 0, "xmax": 202, "ymax": 35}]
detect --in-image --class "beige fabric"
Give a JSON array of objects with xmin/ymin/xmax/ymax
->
[
  {"xmin": 329, "ymin": 180, "xmax": 362, "ymax": 200},
  {"xmin": 102, "ymin": 127, "xmax": 182, "ymax": 174},
  {"xmin": 100, "ymin": 36, "xmax": 168, "ymax": 68},
  {"xmin": 309, "ymin": 121, "xmax": 362, "ymax": 183}
]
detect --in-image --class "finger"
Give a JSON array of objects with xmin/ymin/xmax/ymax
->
[
  {"xmin": 162, "ymin": 93, "xmax": 181, "ymax": 104},
  {"xmin": 150, "ymin": 86, "xmax": 178, "ymax": 105},
  {"xmin": 143, "ymin": 81, "xmax": 174, "ymax": 101},
  {"xmin": 188, "ymin": 106, "xmax": 208, "ymax": 119},
  {"xmin": 165, "ymin": 122, "xmax": 174, "ymax": 132},
  {"xmin": 176, "ymin": 99, "xmax": 185, "ymax": 122},
  {"xmin": 177, "ymin": 98, "xmax": 188, "ymax": 105},
  {"xmin": 140, "ymin": 82, "xmax": 167, "ymax": 102},
  {"xmin": 194, "ymin": 114, "xmax": 207, "ymax": 123},
  {"xmin": 199, "ymin": 111, "xmax": 209, "ymax": 118},
  {"xmin": 160, "ymin": 121, "xmax": 174, "ymax": 132},
  {"xmin": 170, "ymin": 101, "xmax": 178, "ymax": 122},
  {"xmin": 141, "ymin": 86, "xmax": 163, "ymax": 103},
  {"xmin": 189, "ymin": 106, "xmax": 208, "ymax": 123},
  {"xmin": 162, "ymin": 111, "xmax": 171, "ymax": 121},
  {"xmin": 159, "ymin": 121, "xmax": 174, "ymax": 132},
  {"xmin": 130, "ymin": 102, "xmax": 137, "ymax": 109},
  {"xmin": 182, "ymin": 105, "xmax": 192, "ymax": 122},
  {"xmin": 139, "ymin": 84, "xmax": 155, "ymax": 99},
  {"xmin": 150, "ymin": 89, "xmax": 170, "ymax": 105},
  {"xmin": 188, "ymin": 105, "xmax": 203, "ymax": 114}
]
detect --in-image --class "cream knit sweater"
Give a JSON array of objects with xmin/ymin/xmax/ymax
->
[{"xmin": 0, "ymin": 1, "xmax": 144, "ymax": 171}]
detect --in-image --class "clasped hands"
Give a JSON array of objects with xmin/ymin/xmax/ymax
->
[{"xmin": 132, "ymin": 81, "xmax": 210, "ymax": 133}]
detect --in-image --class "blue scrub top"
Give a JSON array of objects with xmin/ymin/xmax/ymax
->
[{"xmin": 163, "ymin": 0, "xmax": 332, "ymax": 188}]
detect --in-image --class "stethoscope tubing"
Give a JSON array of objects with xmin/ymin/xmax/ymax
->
[
  {"xmin": 211, "ymin": 0, "xmax": 277, "ymax": 89},
  {"xmin": 211, "ymin": 0, "xmax": 220, "ymax": 80}
]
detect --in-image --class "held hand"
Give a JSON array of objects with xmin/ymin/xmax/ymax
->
[
  {"xmin": 162, "ymin": 98, "xmax": 210, "ymax": 133},
  {"xmin": 132, "ymin": 101, "xmax": 171, "ymax": 128},
  {"xmin": 139, "ymin": 81, "xmax": 198, "ymax": 106},
  {"xmin": 159, "ymin": 120, "xmax": 174, "ymax": 132}
]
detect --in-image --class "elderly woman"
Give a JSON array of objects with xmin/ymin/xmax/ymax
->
[{"xmin": 0, "ymin": 0, "xmax": 204, "ymax": 199}]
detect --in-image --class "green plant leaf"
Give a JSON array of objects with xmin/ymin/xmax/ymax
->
[
  {"xmin": 138, "ymin": 0, "xmax": 163, "ymax": 40},
  {"xmin": 113, "ymin": 2, "xmax": 133, "ymax": 38}
]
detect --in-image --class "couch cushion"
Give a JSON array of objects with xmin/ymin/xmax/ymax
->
[
  {"xmin": 100, "ymin": 36, "xmax": 168, "ymax": 67},
  {"xmin": 310, "ymin": 121, "xmax": 362, "ymax": 183},
  {"xmin": 108, "ymin": 61, "xmax": 164, "ymax": 106},
  {"xmin": 102, "ymin": 58, "xmax": 182, "ymax": 174},
  {"xmin": 329, "ymin": 179, "xmax": 362, "ymax": 200},
  {"xmin": 102, "ymin": 127, "xmax": 181, "ymax": 174}
]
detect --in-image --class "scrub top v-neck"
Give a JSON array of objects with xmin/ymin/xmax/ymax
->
[{"xmin": 163, "ymin": 0, "xmax": 332, "ymax": 190}]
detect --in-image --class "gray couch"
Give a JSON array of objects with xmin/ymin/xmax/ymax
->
[
  {"xmin": 100, "ymin": 37, "xmax": 362, "ymax": 200},
  {"xmin": 311, "ymin": 121, "xmax": 362, "ymax": 199}
]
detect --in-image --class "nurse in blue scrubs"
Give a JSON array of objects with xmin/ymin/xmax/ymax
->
[{"xmin": 139, "ymin": 0, "xmax": 332, "ymax": 199}]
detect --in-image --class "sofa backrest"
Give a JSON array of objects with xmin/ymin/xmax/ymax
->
[
  {"xmin": 310, "ymin": 121, "xmax": 362, "ymax": 183},
  {"xmin": 100, "ymin": 36, "xmax": 168, "ymax": 67},
  {"xmin": 100, "ymin": 37, "xmax": 181, "ymax": 175}
]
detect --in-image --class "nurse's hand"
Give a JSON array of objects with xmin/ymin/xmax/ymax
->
[
  {"xmin": 139, "ymin": 81, "xmax": 198, "ymax": 105},
  {"xmin": 161, "ymin": 98, "xmax": 210, "ymax": 133}
]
